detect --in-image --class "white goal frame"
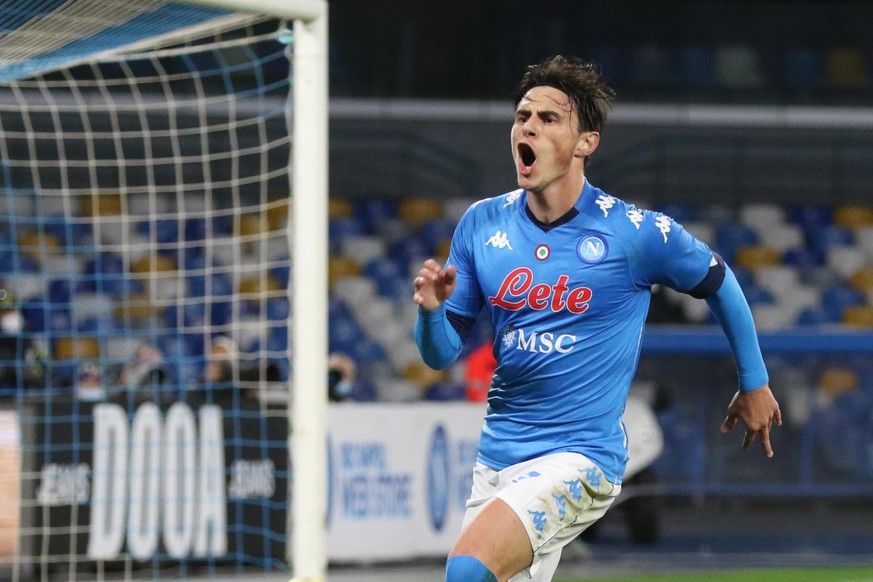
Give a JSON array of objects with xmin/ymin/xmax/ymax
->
[{"xmin": 185, "ymin": 2, "xmax": 329, "ymax": 581}]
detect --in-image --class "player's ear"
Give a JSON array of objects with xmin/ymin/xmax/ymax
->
[{"xmin": 574, "ymin": 131, "xmax": 600, "ymax": 160}]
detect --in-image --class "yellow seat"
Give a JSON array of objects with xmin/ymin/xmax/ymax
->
[
  {"xmin": 402, "ymin": 361, "xmax": 447, "ymax": 389},
  {"xmin": 80, "ymin": 193, "xmax": 122, "ymax": 217},
  {"xmin": 834, "ymin": 205, "xmax": 873, "ymax": 229},
  {"xmin": 18, "ymin": 232, "xmax": 60, "ymax": 262},
  {"xmin": 817, "ymin": 366, "xmax": 859, "ymax": 400},
  {"xmin": 329, "ymin": 198, "xmax": 353, "ymax": 219},
  {"xmin": 825, "ymin": 48, "xmax": 871, "ymax": 89},
  {"xmin": 734, "ymin": 245, "xmax": 782, "ymax": 270},
  {"xmin": 239, "ymin": 274, "xmax": 281, "ymax": 298},
  {"xmin": 114, "ymin": 293, "xmax": 163, "ymax": 323},
  {"xmin": 54, "ymin": 337, "xmax": 100, "ymax": 360},
  {"xmin": 267, "ymin": 198, "xmax": 290, "ymax": 231},
  {"xmin": 130, "ymin": 254, "xmax": 177, "ymax": 274},
  {"xmin": 328, "ymin": 255, "xmax": 361, "ymax": 286},
  {"xmin": 843, "ymin": 305, "xmax": 873, "ymax": 328},
  {"xmin": 399, "ymin": 199, "xmax": 444, "ymax": 228},
  {"xmin": 850, "ymin": 267, "xmax": 873, "ymax": 294}
]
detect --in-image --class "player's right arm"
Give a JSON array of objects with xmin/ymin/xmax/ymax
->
[{"xmin": 413, "ymin": 260, "xmax": 463, "ymax": 370}]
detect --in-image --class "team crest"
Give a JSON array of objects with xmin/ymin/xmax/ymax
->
[
  {"xmin": 535, "ymin": 244, "xmax": 550, "ymax": 261},
  {"xmin": 577, "ymin": 235, "xmax": 607, "ymax": 264}
]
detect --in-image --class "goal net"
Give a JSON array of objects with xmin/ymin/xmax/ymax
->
[{"xmin": 0, "ymin": 1, "xmax": 328, "ymax": 580}]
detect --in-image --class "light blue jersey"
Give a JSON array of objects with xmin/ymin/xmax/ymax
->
[{"xmin": 444, "ymin": 181, "xmax": 715, "ymax": 485}]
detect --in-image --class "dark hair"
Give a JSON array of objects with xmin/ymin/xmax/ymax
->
[{"xmin": 513, "ymin": 55, "xmax": 614, "ymax": 135}]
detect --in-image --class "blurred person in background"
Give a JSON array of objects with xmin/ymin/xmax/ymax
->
[
  {"xmin": 0, "ymin": 288, "xmax": 46, "ymax": 393},
  {"xmin": 328, "ymin": 351, "xmax": 357, "ymax": 402},
  {"xmin": 413, "ymin": 55, "xmax": 781, "ymax": 582}
]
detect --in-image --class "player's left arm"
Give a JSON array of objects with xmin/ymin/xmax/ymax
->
[
  {"xmin": 633, "ymin": 213, "xmax": 781, "ymax": 457},
  {"xmin": 704, "ymin": 263, "xmax": 782, "ymax": 457}
]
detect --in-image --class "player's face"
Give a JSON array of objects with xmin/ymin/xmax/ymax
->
[{"xmin": 511, "ymin": 86, "xmax": 595, "ymax": 195}]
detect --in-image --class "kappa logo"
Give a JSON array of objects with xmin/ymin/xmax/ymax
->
[
  {"xmin": 595, "ymin": 194, "xmax": 616, "ymax": 217},
  {"xmin": 626, "ymin": 209, "xmax": 644, "ymax": 229},
  {"xmin": 504, "ymin": 190, "xmax": 523, "ymax": 207},
  {"xmin": 655, "ymin": 215, "xmax": 671, "ymax": 243},
  {"xmin": 484, "ymin": 230, "xmax": 513, "ymax": 249}
]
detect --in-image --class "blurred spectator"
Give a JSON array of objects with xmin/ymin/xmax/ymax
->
[
  {"xmin": 0, "ymin": 289, "xmax": 47, "ymax": 392},
  {"xmin": 464, "ymin": 341, "xmax": 495, "ymax": 402},
  {"xmin": 75, "ymin": 361, "xmax": 105, "ymax": 402},
  {"xmin": 328, "ymin": 351, "xmax": 357, "ymax": 402},
  {"xmin": 118, "ymin": 342, "xmax": 167, "ymax": 404},
  {"xmin": 200, "ymin": 335, "xmax": 280, "ymax": 404}
]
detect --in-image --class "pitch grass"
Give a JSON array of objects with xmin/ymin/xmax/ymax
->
[{"xmin": 558, "ymin": 565, "xmax": 873, "ymax": 582}]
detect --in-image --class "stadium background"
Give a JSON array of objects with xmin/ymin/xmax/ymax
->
[{"xmin": 0, "ymin": 0, "xmax": 872, "ymax": 580}]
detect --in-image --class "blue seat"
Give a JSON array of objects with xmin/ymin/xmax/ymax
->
[
  {"xmin": 809, "ymin": 225, "xmax": 854, "ymax": 255},
  {"xmin": 424, "ymin": 381, "xmax": 466, "ymax": 401},
  {"xmin": 184, "ymin": 217, "xmax": 207, "ymax": 242},
  {"xmin": 388, "ymin": 236, "xmax": 431, "ymax": 264},
  {"xmin": 782, "ymin": 247, "xmax": 824, "ymax": 269},
  {"xmin": 715, "ymin": 224, "xmax": 759, "ymax": 262},
  {"xmin": 821, "ymin": 285, "xmax": 866, "ymax": 321},
  {"xmin": 784, "ymin": 48, "xmax": 826, "ymax": 88},
  {"xmin": 788, "ymin": 203, "xmax": 833, "ymax": 232},
  {"xmin": 797, "ymin": 306, "xmax": 837, "ymax": 326},
  {"xmin": 658, "ymin": 203, "xmax": 696, "ymax": 224},
  {"xmin": 329, "ymin": 216, "xmax": 366, "ymax": 245},
  {"xmin": 678, "ymin": 47, "xmax": 718, "ymax": 88},
  {"xmin": 354, "ymin": 199, "xmax": 398, "ymax": 233},
  {"xmin": 591, "ymin": 46, "xmax": 632, "ymax": 87},
  {"xmin": 266, "ymin": 297, "xmax": 290, "ymax": 321},
  {"xmin": 329, "ymin": 314, "xmax": 364, "ymax": 355}
]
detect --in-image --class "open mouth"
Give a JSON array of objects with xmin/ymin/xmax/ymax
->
[{"xmin": 517, "ymin": 143, "xmax": 536, "ymax": 176}]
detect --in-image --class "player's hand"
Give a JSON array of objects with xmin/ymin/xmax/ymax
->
[
  {"xmin": 720, "ymin": 384, "xmax": 782, "ymax": 457},
  {"xmin": 413, "ymin": 259, "xmax": 457, "ymax": 313}
]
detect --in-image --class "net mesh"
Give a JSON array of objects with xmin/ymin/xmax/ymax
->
[{"xmin": 0, "ymin": 11, "xmax": 295, "ymax": 580}]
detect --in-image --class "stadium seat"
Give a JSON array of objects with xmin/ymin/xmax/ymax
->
[
  {"xmin": 826, "ymin": 246, "xmax": 867, "ymax": 280},
  {"xmin": 716, "ymin": 45, "xmax": 763, "ymax": 88},
  {"xmin": 328, "ymin": 255, "xmax": 362, "ymax": 287},
  {"xmin": 850, "ymin": 267, "xmax": 873, "ymax": 294},
  {"xmin": 678, "ymin": 47, "xmax": 718, "ymax": 89},
  {"xmin": 856, "ymin": 226, "xmax": 873, "ymax": 261},
  {"xmin": 739, "ymin": 202, "xmax": 786, "ymax": 231},
  {"xmin": 734, "ymin": 245, "xmax": 782, "ymax": 270},
  {"xmin": 843, "ymin": 305, "xmax": 873, "ymax": 327},
  {"xmin": 629, "ymin": 45, "xmax": 676, "ymax": 87},
  {"xmin": 340, "ymin": 235, "xmax": 387, "ymax": 267},
  {"xmin": 591, "ymin": 46, "xmax": 632, "ymax": 87},
  {"xmin": 354, "ymin": 198, "xmax": 398, "ymax": 232},
  {"xmin": 834, "ymin": 204, "xmax": 873, "ymax": 229},
  {"xmin": 758, "ymin": 223, "xmax": 805, "ymax": 254},
  {"xmin": 821, "ymin": 285, "xmax": 866, "ymax": 321},
  {"xmin": 715, "ymin": 224, "xmax": 759, "ymax": 262},
  {"xmin": 809, "ymin": 225, "xmax": 854, "ymax": 255},
  {"xmin": 329, "ymin": 216, "xmax": 366, "ymax": 248},
  {"xmin": 79, "ymin": 193, "xmax": 122, "ymax": 217},
  {"xmin": 784, "ymin": 48, "xmax": 827, "ymax": 88},
  {"xmin": 328, "ymin": 197, "xmax": 354, "ymax": 219},
  {"xmin": 824, "ymin": 48, "xmax": 871, "ymax": 89},
  {"xmin": 402, "ymin": 360, "xmax": 447, "ymax": 390},
  {"xmin": 266, "ymin": 199, "xmax": 290, "ymax": 231},
  {"xmin": 398, "ymin": 199, "xmax": 444, "ymax": 228},
  {"xmin": 53, "ymin": 336, "xmax": 100, "ymax": 360}
]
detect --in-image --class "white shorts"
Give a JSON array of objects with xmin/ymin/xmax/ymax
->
[{"xmin": 463, "ymin": 452, "xmax": 620, "ymax": 582}]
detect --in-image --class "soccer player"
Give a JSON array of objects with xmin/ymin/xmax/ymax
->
[{"xmin": 412, "ymin": 55, "xmax": 781, "ymax": 582}]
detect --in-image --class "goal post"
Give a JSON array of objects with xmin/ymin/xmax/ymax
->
[{"xmin": 189, "ymin": 3, "xmax": 330, "ymax": 580}]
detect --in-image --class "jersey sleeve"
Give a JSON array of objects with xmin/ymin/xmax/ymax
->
[
  {"xmin": 629, "ymin": 211, "xmax": 714, "ymax": 293},
  {"xmin": 444, "ymin": 205, "xmax": 485, "ymax": 318}
]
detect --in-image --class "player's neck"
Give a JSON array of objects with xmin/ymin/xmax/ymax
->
[{"xmin": 526, "ymin": 175, "xmax": 586, "ymax": 224}]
